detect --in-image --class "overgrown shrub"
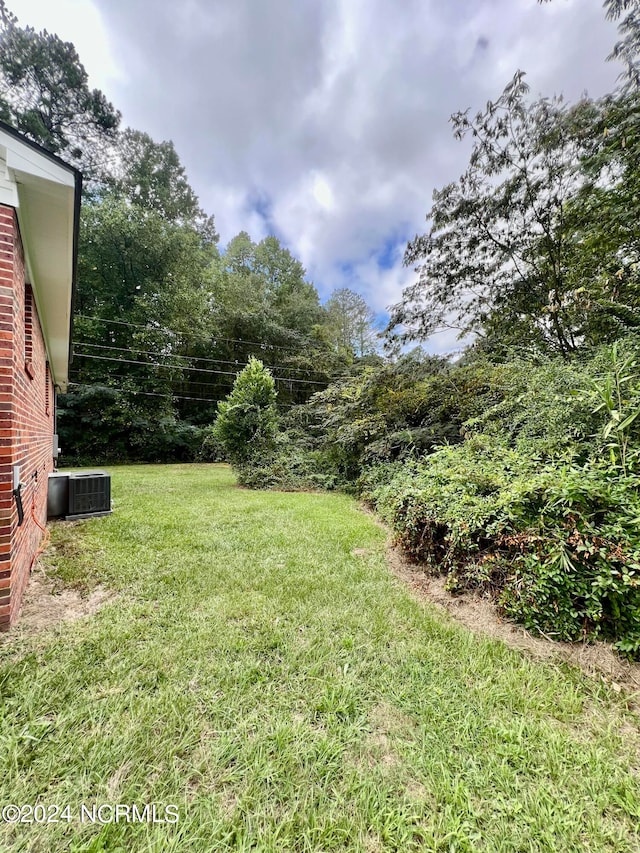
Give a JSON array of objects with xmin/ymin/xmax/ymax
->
[
  {"xmin": 235, "ymin": 435, "xmax": 337, "ymax": 491},
  {"xmin": 367, "ymin": 435, "xmax": 538, "ymax": 568},
  {"xmin": 290, "ymin": 352, "xmax": 608, "ymax": 485},
  {"xmin": 297, "ymin": 354, "xmax": 515, "ymax": 484},
  {"xmin": 227, "ymin": 339, "xmax": 640, "ymax": 653},
  {"xmin": 212, "ymin": 357, "xmax": 278, "ymax": 464},
  {"xmin": 499, "ymin": 465, "xmax": 640, "ymax": 652},
  {"xmin": 367, "ymin": 438, "xmax": 640, "ymax": 655},
  {"xmin": 462, "ymin": 357, "xmax": 600, "ymax": 459},
  {"xmin": 198, "ymin": 426, "xmax": 228, "ymax": 462}
]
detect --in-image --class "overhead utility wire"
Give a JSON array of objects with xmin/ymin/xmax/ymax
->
[
  {"xmin": 79, "ymin": 312, "xmax": 468, "ymax": 351},
  {"xmin": 67, "ymin": 382, "xmax": 299, "ymax": 409},
  {"xmin": 70, "ymin": 374, "xmax": 234, "ymax": 393},
  {"xmin": 72, "ymin": 352, "xmax": 329, "ymax": 385},
  {"xmin": 76, "ymin": 314, "xmax": 318, "ymax": 354},
  {"xmin": 68, "ymin": 371, "xmax": 316, "ymax": 405},
  {"xmin": 68, "ymin": 382, "xmax": 220, "ymax": 404},
  {"xmin": 69, "ymin": 368, "xmax": 301, "ymax": 394},
  {"xmin": 74, "ymin": 341, "xmax": 329, "ymax": 379}
]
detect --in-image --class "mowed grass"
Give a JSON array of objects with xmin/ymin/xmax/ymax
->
[{"xmin": 1, "ymin": 465, "xmax": 639, "ymax": 852}]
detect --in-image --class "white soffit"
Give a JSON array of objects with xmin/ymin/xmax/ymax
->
[{"xmin": 0, "ymin": 127, "xmax": 78, "ymax": 392}]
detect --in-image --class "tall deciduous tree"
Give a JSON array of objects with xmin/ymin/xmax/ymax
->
[
  {"xmin": 61, "ymin": 197, "xmax": 220, "ymax": 461},
  {"xmin": 0, "ymin": 1, "xmax": 120, "ymax": 178},
  {"xmin": 555, "ymin": 91, "xmax": 640, "ymax": 345},
  {"xmin": 389, "ymin": 72, "xmax": 600, "ymax": 356},
  {"xmin": 605, "ymin": 0, "xmax": 640, "ymax": 89},
  {"xmin": 109, "ymin": 128, "xmax": 218, "ymax": 242},
  {"xmin": 71, "ymin": 196, "xmax": 218, "ymax": 421},
  {"xmin": 76, "ymin": 197, "xmax": 216, "ymax": 338},
  {"xmin": 326, "ymin": 288, "xmax": 378, "ymax": 357}
]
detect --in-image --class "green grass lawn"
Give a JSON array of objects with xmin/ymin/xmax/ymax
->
[{"xmin": 1, "ymin": 464, "xmax": 639, "ymax": 852}]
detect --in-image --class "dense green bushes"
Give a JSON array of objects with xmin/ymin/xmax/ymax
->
[
  {"xmin": 365, "ymin": 443, "xmax": 640, "ymax": 653},
  {"xmin": 219, "ymin": 338, "xmax": 640, "ymax": 655},
  {"xmin": 233, "ymin": 436, "xmax": 336, "ymax": 491},
  {"xmin": 357, "ymin": 342, "xmax": 640, "ymax": 655},
  {"xmin": 58, "ymin": 385, "xmax": 205, "ymax": 465}
]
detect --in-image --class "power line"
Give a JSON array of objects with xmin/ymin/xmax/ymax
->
[
  {"xmin": 72, "ymin": 352, "xmax": 329, "ymax": 385},
  {"xmin": 73, "ymin": 340, "xmax": 330, "ymax": 379},
  {"xmin": 69, "ymin": 373, "xmax": 234, "ymax": 393},
  {"xmin": 68, "ymin": 382, "xmax": 220, "ymax": 404},
  {"xmin": 68, "ymin": 361, "xmax": 320, "ymax": 398},
  {"xmin": 68, "ymin": 370, "xmax": 314, "ymax": 402},
  {"xmin": 74, "ymin": 352, "xmax": 238, "ymax": 377},
  {"xmin": 67, "ymin": 382, "xmax": 299, "ymax": 409},
  {"xmin": 76, "ymin": 314, "xmax": 319, "ymax": 354}
]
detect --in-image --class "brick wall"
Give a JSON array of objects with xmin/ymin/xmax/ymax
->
[{"xmin": 0, "ymin": 204, "xmax": 54, "ymax": 629}]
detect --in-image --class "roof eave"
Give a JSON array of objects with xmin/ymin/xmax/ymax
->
[{"xmin": 0, "ymin": 121, "xmax": 81, "ymax": 392}]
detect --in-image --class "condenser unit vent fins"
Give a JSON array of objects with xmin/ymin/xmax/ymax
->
[{"xmin": 67, "ymin": 472, "xmax": 111, "ymax": 519}]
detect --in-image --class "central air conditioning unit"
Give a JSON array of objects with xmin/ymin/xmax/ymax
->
[{"xmin": 47, "ymin": 471, "xmax": 112, "ymax": 521}]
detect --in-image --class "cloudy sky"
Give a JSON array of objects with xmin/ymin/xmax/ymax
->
[{"xmin": 15, "ymin": 0, "xmax": 621, "ymax": 351}]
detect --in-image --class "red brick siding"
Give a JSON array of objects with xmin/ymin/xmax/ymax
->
[
  {"xmin": 0, "ymin": 205, "xmax": 54, "ymax": 629},
  {"xmin": 24, "ymin": 284, "xmax": 33, "ymax": 366}
]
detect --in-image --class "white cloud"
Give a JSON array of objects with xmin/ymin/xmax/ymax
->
[
  {"xmin": 311, "ymin": 173, "xmax": 336, "ymax": 213},
  {"xmin": 10, "ymin": 0, "xmax": 623, "ymax": 353}
]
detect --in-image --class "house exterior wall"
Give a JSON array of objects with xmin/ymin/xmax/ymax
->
[{"xmin": 0, "ymin": 204, "xmax": 54, "ymax": 629}]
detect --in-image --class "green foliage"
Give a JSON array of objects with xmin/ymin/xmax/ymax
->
[
  {"xmin": 540, "ymin": 0, "xmax": 640, "ymax": 89},
  {"xmin": 76, "ymin": 196, "xmax": 216, "ymax": 339},
  {"xmin": 297, "ymin": 351, "xmax": 468, "ymax": 484},
  {"xmin": 390, "ymin": 57, "xmax": 640, "ymax": 356},
  {"xmin": 213, "ymin": 358, "xmax": 278, "ymax": 464},
  {"xmin": 108, "ymin": 128, "xmax": 218, "ymax": 240},
  {"xmin": 462, "ymin": 355, "xmax": 600, "ymax": 459},
  {"xmin": 289, "ymin": 353, "xmax": 602, "ymax": 487},
  {"xmin": 356, "ymin": 343, "xmax": 640, "ymax": 654},
  {"xmin": 607, "ymin": 0, "xmax": 640, "ymax": 89},
  {"xmin": 499, "ymin": 465, "xmax": 640, "ymax": 653},
  {"xmin": 389, "ymin": 71, "xmax": 588, "ymax": 355},
  {"xmin": 587, "ymin": 339, "xmax": 640, "ymax": 475},
  {"xmin": 234, "ymin": 435, "xmax": 337, "ymax": 492},
  {"xmin": 325, "ymin": 287, "xmax": 378, "ymax": 357},
  {"xmin": 367, "ymin": 439, "xmax": 640, "ymax": 654},
  {"xmin": 59, "ymin": 195, "xmax": 221, "ymax": 463},
  {"xmin": 197, "ymin": 426, "xmax": 228, "ymax": 462},
  {"xmin": 57, "ymin": 385, "xmax": 204, "ymax": 464},
  {"xmin": 65, "ymin": 206, "xmax": 343, "ymax": 461}
]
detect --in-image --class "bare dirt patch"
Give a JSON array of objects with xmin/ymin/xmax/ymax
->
[
  {"xmin": 369, "ymin": 699, "xmax": 417, "ymax": 735},
  {"xmin": 364, "ymin": 702, "xmax": 430, "ymax": 801},
  {"xmin": 367, "ymin": 701, "xmax": 411, "ymax": 771},
  {"xmin": 386, "ymin": 542, "xmax": 640, "ymax": 699},
  {"xmin": 11, "ymin": 568, "xmax": 115, "ymax": 634}
]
